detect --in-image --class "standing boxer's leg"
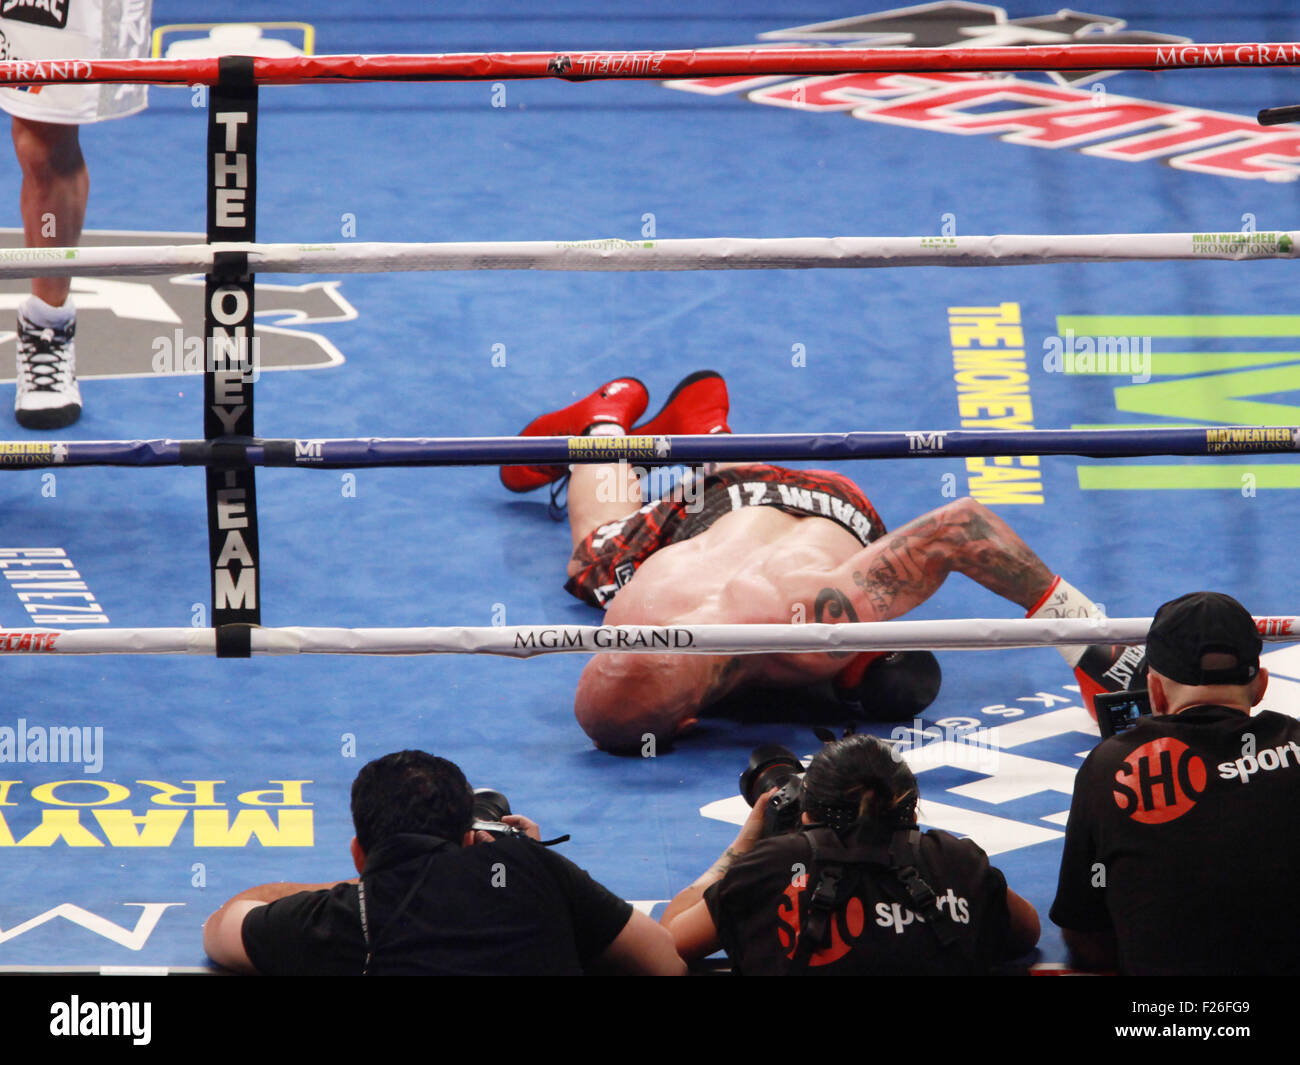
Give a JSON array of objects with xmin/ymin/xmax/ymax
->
[{"xmin": 12, "ymin": 117, "xmax": 87, "ymax": 429}]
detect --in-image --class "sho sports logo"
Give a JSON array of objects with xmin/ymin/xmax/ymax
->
[
  {"xmin": 778, "ymin": 872, "xmax": 854, "ymax": 966},
  {"xmin": 1217, "ymin": 739, "xmax": 1300, "ymax": 783},
  {"xmin": 1, "ymin": 0, "xmax": 69, "ymax": 30},
  {"xmin": 665, "ymin": 3, "xmax": 1300, "ymax": 181},
  {"xmin": 0, "ymin": 229, "xmax": 355, "ymax": 384},
  {"xmin": 776, "ymin": 871, "xmax": 972, "ymax": 966},
  {"xmin": 1112, "ymin": 737, "xmax": 1207, "ymax": 824}
]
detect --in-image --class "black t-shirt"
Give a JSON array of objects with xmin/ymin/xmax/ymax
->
[
  {"xmin": 1050, "ymin": 706, "xmax": 1300, "ymax": 975},
  {"xmin": 241, "ymin": 834, "xmax": 633, "ymax": 975},
  {"xmin": 703, "ymin": 827, "xmax": 1013, "ymax": 975}
]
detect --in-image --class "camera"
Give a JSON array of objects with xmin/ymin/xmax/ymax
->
[
  {"xmin": 1095, "ymin": 689, "xmax": 1153, "ymax": 739},
  {"xmin": 739, "ymin": 745, "xmax": 807, "ymax": 838},
  {"xmin": 471, "ymin": 787, "xmax": 523, "ymax": 838}
]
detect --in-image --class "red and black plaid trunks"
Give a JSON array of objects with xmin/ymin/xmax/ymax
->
[{"xmin": 565, "ymin": 464, "xmax": 886, "ymax": 607}]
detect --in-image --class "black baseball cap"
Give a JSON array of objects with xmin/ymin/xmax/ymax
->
[{"xmin": 1146, "ymin": 592, "xmax": 1262, "ymax": 686}]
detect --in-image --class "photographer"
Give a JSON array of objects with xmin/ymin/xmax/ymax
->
[
  {"xmin": 660, "ymin": 734, "xmax": 1040, "ymax": 974},
  {"xmin": 203, "ymin": 750, "xmax": 685, "ymax": 975},
  {"xmin": 1051, "ymin": 591, "xmax": 1300, "ymax": 975}
]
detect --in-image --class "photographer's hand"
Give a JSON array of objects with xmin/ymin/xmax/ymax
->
[
  {"xmin": 731, "ymin": 787, "xmax": 775, "ymax": 856},
  {"xmin": 502, "ymin": 814, "xmax": 541, "ymax": 841},
  {"xmin": 659, "ymin": 788, "xmax": 775, "ymax": 930},
  {"xmin": 659, "ymin": 789, "xmax": 776, "ymax": 961},
  {"xmin": 474, "ymin": 813, "xmax": 541, "ymax": 844}
]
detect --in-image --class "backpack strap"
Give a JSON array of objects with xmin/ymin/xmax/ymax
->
[
  {"xmin": 788, "ymin": 825, "xmax": 961, "ymax": 972},
  {"xmin": 788, "ymin": 828, "xmax": 891, "ymax": 974},
  {"xmin": 788, "ymin": 830, "xmax": 839, "ymax": 975},
  {"xmin": 888, "ymin": 827, "xmax": 960, "ymax": 949}
]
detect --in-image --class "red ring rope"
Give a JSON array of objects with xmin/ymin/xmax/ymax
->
[{"xmin": 2, "ymin": 43, "xmax": 1299, "ymax": 88}]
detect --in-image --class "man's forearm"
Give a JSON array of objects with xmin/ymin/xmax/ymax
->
[
  {"xmin": 659, "ymin": 845, "xmax": 745, "ymax": 926},
  {"xmin": 223, "ymin": 879, "xmax": 357, "ymax": 905},
  {"xmin": 203, "ymin": 880, "xmax": 354, "ymax": 974},
  {"xmin": 662, "ymin": 791, "xmax": 773, "ymax": 926}
]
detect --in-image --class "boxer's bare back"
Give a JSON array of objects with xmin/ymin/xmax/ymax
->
[{"xmin": 569, "ymin": 462, "xmax": 1054, "ymax": 750}]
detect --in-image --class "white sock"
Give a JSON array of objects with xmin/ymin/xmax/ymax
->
[
  {"xmin": 1026, "ymin": 576, "xmax": 1104, "ymax": 667},
  {"xmin": 20, "ymin": 294, "xmax": 75, "ymax": 329}
]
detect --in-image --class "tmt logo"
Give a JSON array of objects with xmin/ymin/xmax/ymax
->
[{"xmin": 905, "ymin": 431, "xmax": 947, "ymax": 452}]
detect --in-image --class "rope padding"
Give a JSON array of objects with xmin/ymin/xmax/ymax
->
[{"xmin": 3, "ymin": 617, "xmax": 1297, "ymax": 656}]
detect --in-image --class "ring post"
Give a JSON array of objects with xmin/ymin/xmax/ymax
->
[{"xmin": 205, "ymin": 56, "xmax": 261, "ymax": 656}]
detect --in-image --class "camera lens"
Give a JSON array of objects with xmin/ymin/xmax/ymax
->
[
  {"xmin": 739, "ymin": 745, "xmax": 803, "ymax": 807},
  {"xmin": 471, "ymin": 788, "xmax": 511, "ymax": 824}
]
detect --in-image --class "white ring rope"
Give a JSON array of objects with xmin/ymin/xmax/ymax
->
[
  {"xmin": 3, "ymin": 617, "xmax": 1297, "ymax": 657},
  {"xmin": 1, "ymin": 231, "xmax": 1295, "ymax": 279}
]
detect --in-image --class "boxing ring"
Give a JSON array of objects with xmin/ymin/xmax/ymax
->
[{"xmin": 3, "ymin": 8, "xmax": 1300, "ymax": 975}]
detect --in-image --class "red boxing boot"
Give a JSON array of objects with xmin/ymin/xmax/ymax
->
[
  {"xmin": 632, "ymin": 370, "xmax": 731, "ymax": 438},
  {"xmin": 500, "ymin": 377, "xmax": 649, "ymax": 493}
]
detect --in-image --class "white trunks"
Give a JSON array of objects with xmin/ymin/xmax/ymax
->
[{"xmin": 0, "ymin": 0, "xmax": 151, "ymax": 124}]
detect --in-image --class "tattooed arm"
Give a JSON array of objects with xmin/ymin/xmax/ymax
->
[
  {"xmin": 806, "ymin": 498, "xmax": 1055, "ymax": 626},
  {"xmin": 813, "ymin": 587, "xmax": 861, "ymax": 658}
]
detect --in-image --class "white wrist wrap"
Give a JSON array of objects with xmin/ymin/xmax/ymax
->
[{"xmin": 1027, "ymin": 576, "xmax": 1103, "ymax": 667}]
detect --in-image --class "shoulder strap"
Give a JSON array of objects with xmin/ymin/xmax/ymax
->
[
  {"xmin": 787, "ymin": 829, "xmax": 846, "ymax": 976},
  {"xmin": 788, "ymin": 826, "xmax": 962, "ymax": 973},
  {"xmin": 357, "ymin": 836, "xmax": 454, "ymax": 975},
  {"xmin": 888, "ymin": 828, "xmax": 960, "ymax": 949}
]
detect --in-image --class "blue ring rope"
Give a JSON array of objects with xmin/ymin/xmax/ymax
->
[{"xmin": 0, "ymin": 426, "xmax": 1295, "ymax": 469}]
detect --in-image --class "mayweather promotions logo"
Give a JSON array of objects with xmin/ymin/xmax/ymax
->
[
  {"xmin": 1112, "ymin": 737, "xmax": 1207, "ymax": 824},
  {"xmin": 0, "ymin": 229, "xmax": 355, "ymax": 383}
]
